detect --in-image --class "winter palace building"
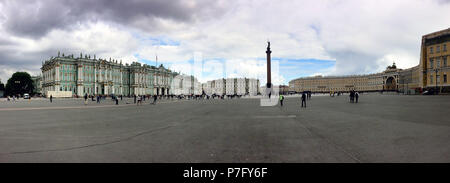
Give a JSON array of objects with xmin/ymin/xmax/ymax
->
[{"xmin": 41, "ymin": 52, "xmax": 177, "ymax": 97}]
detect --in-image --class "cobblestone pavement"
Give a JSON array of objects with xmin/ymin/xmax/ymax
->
[{"xmin": 0, "ymin": 94, "xmax": 449, "ymax": 162}]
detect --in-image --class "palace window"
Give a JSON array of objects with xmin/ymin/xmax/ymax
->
[
  {"xmin": 430, "ymin": 75, "xmax": 433, "ymax": 83},
  {"xmin": 444, "ymin": 57, "xmax": 448, "ymax": 67},
  {"xmin": 444, "ymin": 44, "xmax": 447, "ymax": 52},
  {"xmin": 430, "ymin": 58, "xmax": 434, "ymax": 69},
  {"xmin": 437, "ymin": 58, "xmax": 440, "ymax": 68},
  {"xmin": 437, "ymin": 45, "xmax": 440, "ymax": 53},
  {"xmin": 430, "ymin": 47, "xmax": 434, "ymax": 53},
  {"xmin": 437, "ymin": 75, "xmax": 440, "ymax": 84},
  {"xmin": 444, "ymin": 74, "xmax": 447, "ymax": 83}
]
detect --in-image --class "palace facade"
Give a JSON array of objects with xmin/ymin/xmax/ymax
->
[
  {"xmin": 289, "ymin": 28, "xmax": 450, "ymax": 94},
  {"xmin": 289, "ymin": 63, "xmax": 409, "ymax": 93},
  {"xmin": 41, "ymin": 52, "xmax": 178, "ymax": 97},
  {"xmin": 204, "ymin": 78, "xmax": 260, "ymax": 96}
]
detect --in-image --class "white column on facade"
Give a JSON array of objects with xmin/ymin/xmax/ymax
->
[
  {"xmin": 55, "ymin": 65, "xmax": 60, "ymax": 91},
  {"xmin": 107, "ymin": 67, "xmax": 111, "ymax": 82},
  {"xmin": 143, "ymin": 72, "xmax": 146, "ymax": 94},
  {"xmin": 77, "ymin": 64, "xmax": 83, "ymax": 95},
  {"xmin": 120, "ymin": 70, "xmax": 123, "ymax": 95},
  {"xmin": 55, "ymin": 65, "xmax": 60, "ymax": 81},
  {"xmin": 94, "ymin": 66, "xmax": 97, "ymax": 94}
]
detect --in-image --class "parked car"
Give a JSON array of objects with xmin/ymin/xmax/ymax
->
[
  {"xmin": 23, "ymin": 93, "xmax": 30, "ymax": 99},
  {"xmin": 422, "ymin": 90, "xmax": 433, "ymax": 95}
]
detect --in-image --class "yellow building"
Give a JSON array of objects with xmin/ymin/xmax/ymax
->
[
  {"xmin": 289, "ymin": 63, "xmax": 406, "ymax": 93},
  {"xmin": 419, "ymin": 28, "xmax": 450, "ymax": 93},
  {"xmin": 288, "ymin": 27, "xmax": 450, "ymax": 94}
]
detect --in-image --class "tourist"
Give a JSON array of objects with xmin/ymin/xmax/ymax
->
[
  {"xmin": 97, "ymin": 95, "xmax": 100, "ymax": 103},
  {"xmin": 279, "ymin": 94, "xmax": 284, "ymax": 106},
  {"xmin": 134, "ymin": 94, "xmax": 137, "ymax": 104},
  {"xmin": 50, "ymin": 95, "xmax": 53, "ymax": 103},
  {"xmin": 350, "ymin": 90, "xmax": 355, "ymax": 103},
  {"xmin": 137, "ymin": 95, "xmax": 142, "ymax": 105},
  {"xmin": 84, "ymin": 93, "xmax": 88, "ymax": 105},
  {"xmin": 152, "ymin": 94, "xmax": 157, "ymax": 104},
  {"xmin": 301, "ymin": 92, "xmax": 306, "ymax": 108},
  {"xmin": 355, "ymin": 91, "xmax": 359, "ymax": 103}
]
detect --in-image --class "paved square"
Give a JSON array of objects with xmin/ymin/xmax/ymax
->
[{"xmin": 0, "ymin": 94, "xmax": 449, "ymax": 162}]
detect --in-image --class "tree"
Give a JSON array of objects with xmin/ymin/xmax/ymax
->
[{"xmin": 5, "ymin": 72, "xmax": 34, "ymax": 96}]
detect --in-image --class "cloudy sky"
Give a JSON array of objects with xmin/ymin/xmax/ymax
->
[{"xmin": 1, "ymin": 0, "xmax": 450, "ymax": 85}]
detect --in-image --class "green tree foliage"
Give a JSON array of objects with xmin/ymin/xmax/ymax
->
[{"xmin": 5, "ymin": 72, "xmax": 34, "ymax": 96}]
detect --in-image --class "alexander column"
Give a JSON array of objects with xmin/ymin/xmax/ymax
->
[{"xmin": 266, "ymin": 41, "xmax": 272, "ymax": 98}]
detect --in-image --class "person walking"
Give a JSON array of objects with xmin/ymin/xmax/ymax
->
[
  {"xmin": 84, "ymin": 93, "xmax": 88, "ymax": 105},
  {"xmin": 50, "ymin": 95, "xmax": 53, "ymax": 103},
  {"xmin": 152, "ymin": 95, "xmax": 157, "ymax": 104},
  {"xmin": 355, "ymin": 91, "xmax": 359, "ymax": 103},
  {"xmin": 134, "ymin": 94, "xmax": 137, "ymax": 104},
  {"xmin": 279, "ymin": 94, "xmax": 284, "ymax": 107},
  {"xmin": 301, "ymin": 92, "xmax": 306, "ymax": 108},
  {"xmin": 348, "ymin": 91, "xmax": 353, "ymax": 103},
  {"xmin": 97, "ymin": 95, "xmax": 100, "ymax": 103}
]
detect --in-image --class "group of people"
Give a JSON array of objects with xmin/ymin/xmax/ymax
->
[
  {"xmin": 278, "ymin": 92, "xmax": 309, "ymax": 108},
  {"xmin": 278, "ymin": 90, "xmax": 361, "ymax": 108},
  {"xmin": 349, "ymin": 90, "xmax": 359, "ymax": 103},
  {"xmin": 6, "ymin": 95, "xmax": 18, "ymax": 101},
  {"xmin": 46, "ymin": 93, "xmax": 251, "ymax": 106}
]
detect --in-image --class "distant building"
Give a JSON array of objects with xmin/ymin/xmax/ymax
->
[
  {"xmin": 203, "ymin": 78, "xmax": 260, "ymax": 96},
  {"xmin": 289, "ymin": 63, "xmax": 404, "ymax": 93},
  {"xmin": 31, "ymin": 75, "xmax": 42, "ymax": 95},
  {"xmin": 279, "ymin": 85, "xmax": 289, "ymax": 94},
  {"xmin": 171, "ymin": 74, "xmax": 201, "ymax": 95},
  {"xmin": 226, "ymin": 78, "xmax": 235, "ymax": 95}
]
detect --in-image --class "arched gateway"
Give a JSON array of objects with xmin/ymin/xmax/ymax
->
[{"xmin": 385, "ymin": 76, "xmax": 397, "ymax": 91}]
